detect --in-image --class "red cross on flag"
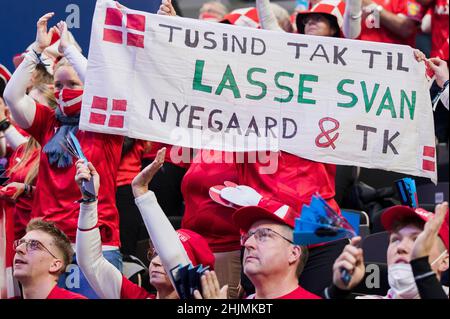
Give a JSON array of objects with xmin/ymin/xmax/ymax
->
[
  {"xmin": 103, "ymin": 7, "xmax": 146, "ymax": 48},
  {"xmin": 422, "ymin": 146, "xmax": 436, "ymax": 172},
  {"xmin": 89, "ymin": 96, "xmax": 128, "ymax": 129}
]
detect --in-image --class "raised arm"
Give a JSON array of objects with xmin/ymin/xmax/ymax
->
[
  {"xmin": 256, "ymin": 0, "xmax": 283, "ymax": 31},
  {"xmin": 75, "ymin": 160, "xmax": 123, "ymax": 299},
  {"xmin": 131, "ymin": 148, "xmax": 191, "ymax": 290},
  {"xmin": 343, "ymin": 0, "xmax": 362, "ymax": 39},
  {"xmin": 56, "ymin": 21, "xmax": 87, "ymax": 83},
  {"xmin": 3, "ymin": 13, "xmax": 58, "ymax": 129}
]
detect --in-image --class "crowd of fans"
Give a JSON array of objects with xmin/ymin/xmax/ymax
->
[{"xmin": 0, "ymin": 0, "xmax": 448, "ymax": 299}]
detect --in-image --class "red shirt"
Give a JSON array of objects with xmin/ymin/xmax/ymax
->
[
  {"xmin": 7, "ymin": 143, "xmax": 40, "ymax": 240},
  {"xmin": 143, "ymin": 142, "xmax": 190, "ymax": 169},
  {"xmin": 25, "ymin": 103, "xmax": 123, "ymax": 246},
  {"xmin": 46, "ymin": 285, "xmax": 87, "ymax": 299},
  {"xmin": 248, "ymin": 285, "xmax": 321, "ymax": 299},
  {"xmin": 360, "ymin": 0, "xmax": 425, "ymax": 46},
  {"xmin": 277, "ymin": 286, "xmax": 322, "ymax": 299},
  {"xmin": 116, "ymin": 140, "xmax": 147, "ymax": 187},
  {"xmin": 430, "ymin": 0, "xmax": 449, "ymax": 59},
  {"xmin": 181, "ymin": 150, "xmax": 241, "ymax": 252},
  {"xmin": 236, "ymin": 151, "xmax": 340, "ymax": 214},
  {"xmin": 120, "ymin": 275, "xmax": 156, "ymax": 299}
]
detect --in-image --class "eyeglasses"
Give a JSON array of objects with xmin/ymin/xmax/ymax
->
[
  {"xmin": 14, "ymin": 238, "xmax": 59, "ymax": 259},
  {"xmin": 241, "ymin": 227, "xmax": 294, "ymax": 246},
  {"xmin": 146, "ymin": 247, "xmax": 158, "ymax": 262}
]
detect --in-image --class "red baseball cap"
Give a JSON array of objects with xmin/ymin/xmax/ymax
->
[
  {"xmin": 382, "ymin": 205, "xmax": 449, "ymax": 251},
  {"xmin": 232, "ymin": 197, "xmax": 299, "ymax": 232},
  {"xmin": 176, "ymin": 229, "xmax": 215, "ymax": 269}
]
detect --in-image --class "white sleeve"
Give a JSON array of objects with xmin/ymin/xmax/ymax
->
[
  {"xmin": 342, "ymin": 0, "xmax": 362, "ymax": 39},
  {"xmin": 135, "ymin": 191, "xmax": 191, "ymax": 288},
  {"xmin": 63, "ymin": 45, "xmax": 88, "ymax": 83},
  {"xmin": 441, "ymin": 86, "xmax": 449, "ymax": 110},
  {"xmin": 4, "ymin": 125, "xmax": 28, "ymax": 150},
  {"xmin": 76, "ymin": 202, "xmax": 123, "ymax": 299},
  {"xmin": 3, "ymin": 51, "xmax": 38, "ymax": 129},
  {"xmin": 256, "ymin": 0, "xmax": 283, "ymax": 31}
]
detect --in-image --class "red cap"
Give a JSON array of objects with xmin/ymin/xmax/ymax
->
[
  {"xmin": 382, "ymin": 205, "xmax": 449, "ymax": 251},
  {"xmin": 232, "ymin": 197, "xmax": 299, "ymax": 232},
  {"xmin": 220, "ymin": 7, "xmax": 260, "ymax": 29},
  {"xmin": 176, "ymin": 229, "xmax": 215, "ymax": 269}
]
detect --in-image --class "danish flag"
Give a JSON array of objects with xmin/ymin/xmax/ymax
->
[
  {"xmin": 422, "ymin": 146, "xmax": 436, "ymax": 172},
  {"xmin": 103, "ymin": 7, "xmax": 146, "ymax": 48},
  {"xmin": 89, "ymin": 96, "xmax": 127, "ymax": 129}
]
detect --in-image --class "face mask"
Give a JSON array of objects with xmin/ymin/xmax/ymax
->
[
  {"xmin": 430, "ymin": 250, "xmax": 448, "ymax": 267},
  {"xmin": 388, "ymin": 263, "xmax": 419, "ymax": 299},
  {"xmin": 54, "ymin": 88, "xmax": 83, "ymax": 117}
]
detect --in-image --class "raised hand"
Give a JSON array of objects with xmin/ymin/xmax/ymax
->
[
  {"xmin": 332, "ymin": 236, "xmax": 365, "ymax": 290},
  {"xmin": 193, "ymin": 270, "xmax": 228, "ymax": 299},
  {"xmin": 56, "ymin": 20, "xmax": 71, "ymax": 54},
  {"xmin": 75, "ymin": 159, "xmax": 100, "ymax": 200},
  {"xmin": 131, "ymin": 147, "xmax": 166, "ymax": 198},
  {"xmin": 35, "ymin": 12, "xmax": 57, "ymax": 53},
  {"xmin": 411, "ymin": 202, "xmax": 448, "ymax": 260},
  {"xmin": 157, "ymin": 0, "xmax": 177, "ymax": 16}
]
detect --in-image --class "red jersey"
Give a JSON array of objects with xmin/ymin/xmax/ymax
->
[
  {"xmin": 248, "ymin": 285, "xmax": 321, "ymax": 299},
  {"xmin": 7, "ymin": 143, "xmax": 40, "ymax": 240},
  {"xmin": 430, "ymin": 0, "xmax": 449, "ymax": 59},
  {"xmin": 236, "ymin": 151, "xmax": 340, "ymax": 214},
  {"xmin": 116, "ymin": 140, "xmax": 147, "ymax": 187},
  {"xmin": 181, "ymin": 150, "xmax": 241, "ymax": 252},
  {"xmin": 120, "ymin": 275, "xmax": 156, "ymax": 299},
  {"xmin": 25, "ymin": 103, "xmax": 123, "ymax": 246},
  {"xmin": 360, "ymin": 0, "xmax": 425, "ymax": 46},
  {"xmin": 47, "ymin": 285, "xmax": 87, "ymax": 299}
]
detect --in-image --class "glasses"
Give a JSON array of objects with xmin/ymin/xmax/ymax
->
[
  {"xmin": 241, "ymin": 227, "xmax": 294, "ymax": 246},
  {"xmin": 146, "ymin": 247, "xmax": 158, "ymax": 262},
  {"xmin": 14, "ymin": 238, "xmax": 59, "ymax": 259}
]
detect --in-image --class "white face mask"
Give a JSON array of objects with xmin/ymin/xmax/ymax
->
[{"xmin": 388, "ymin": 263, "xmax": 420, "ymax": 299}]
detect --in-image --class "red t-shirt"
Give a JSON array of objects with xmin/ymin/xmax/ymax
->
[
  {"xmin": 360, "ymin": 0, "xmax": 425, "ymax": 46},
  {"xmin": 248, "ymin": 285, "xmax": 321, "ymax": 299},
  {"xmin": 143, "ymin": 142, "xmax": 190, "ymax": 169},
  {"xmin": 25, "ymin": 103, "xmax": 123, "ymax": 246},
  {"xmin": 120, "ymin": 275, "xmax": 156, "ymax": 299},
  {"xmin": 116, "ymin": 140, "xmax": 147, "ymax": 187},
  {"xmin": 430, "ymin": 0, "xmax": 449, "ymax": 59},
  {"xmin": 181, "ymin": 150, "xmax": 241, "ymax": 253},
  {"xmin": 46, "ymin": 285, "xmax": 87, "ymax": 299},
  {"xmin": 7, "ymin": 143, "xmax": 40, "ymax": 240},
  {"xmin": 236, "ymin": 151, "xmax": 340, "ymax": 214}
]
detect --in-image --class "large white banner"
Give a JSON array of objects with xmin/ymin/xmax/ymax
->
[{"xmin": 80, "ymin": 0, "xmax": 437, "ymax": 182}]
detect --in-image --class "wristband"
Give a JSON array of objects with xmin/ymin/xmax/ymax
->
[
  {"xmin": 76, "ymin": 197, "xmax": 98, "ymax": 203},
  {"xmin": 77, "ymin": 225, "xmax": 98, "ymax": 232}
]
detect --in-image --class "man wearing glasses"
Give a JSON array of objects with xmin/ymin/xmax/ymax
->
[
  {"xmin": 13, "ymin": 219, "xmax": 86, "ymax": 299},
  {"xmin": 232, "ymin": 198, "xmax": 321, "ymax": 299}
]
